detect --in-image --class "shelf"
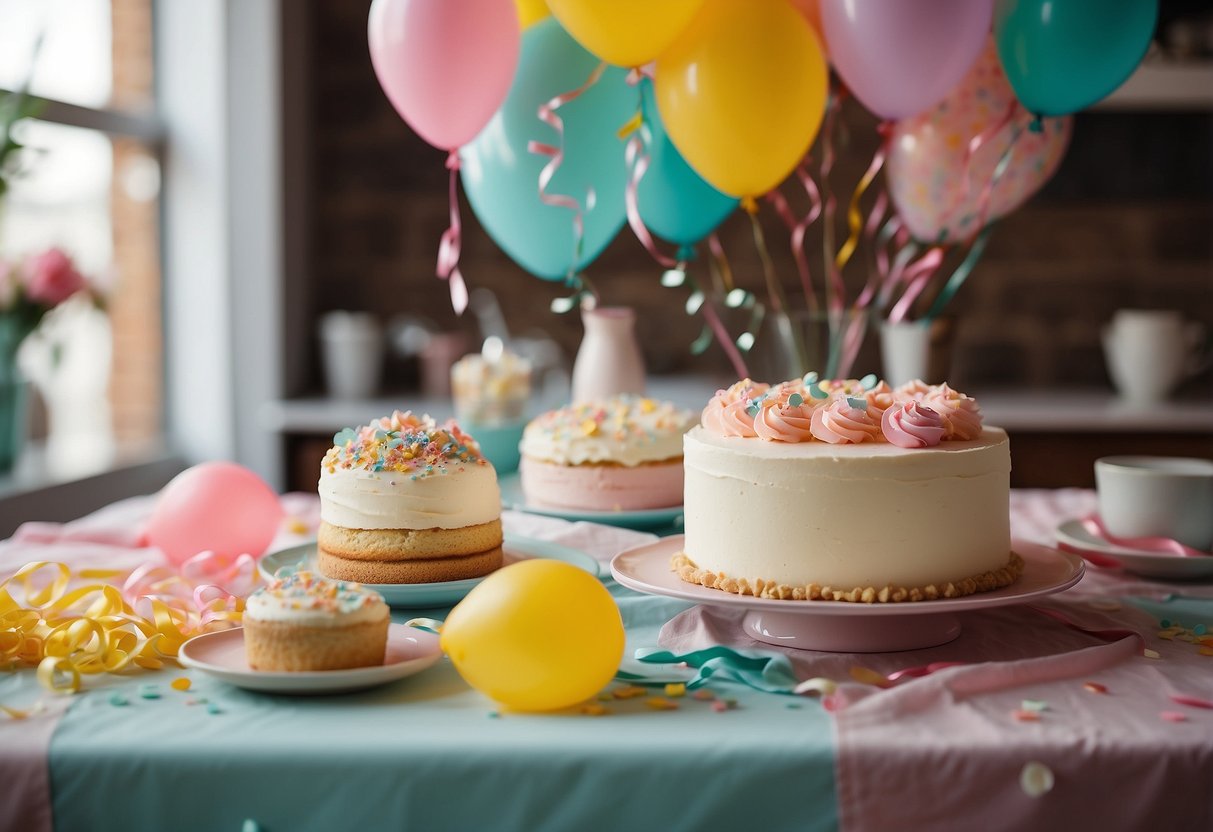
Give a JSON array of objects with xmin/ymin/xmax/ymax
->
[{"xmin": 1093, "ymin": 60, "xmax": 1213, "ymax": 111}]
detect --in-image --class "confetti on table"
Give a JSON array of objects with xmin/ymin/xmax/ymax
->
[
  {"xmin": 596, "ymin": 691, "xmax": 613, "ymax": 702},
  {"xmin": 794, "ymin": 677, "xmax": 838, "ymax": 697},
  {"xmin": 1020, "ymin": 761, "xmax": 1055, "ymax": 797},
  {"xmin": 1143, "ymin": 648, "xmax": 1161, "ymax": 660},
  {"xmin": 139, "ymin": 686, "xmax": 161, "ymax": 700},
  {"xmin": 487, "ymin": 711, "xmax": 500, "ymax": 719},
  {"xmin": 646, "ymin": 697, "xmax": 679, "ymax": 711},
  {"xmin": 1021, "ymin": 699, "xmax": 1049, "ymax": 712},
  {"xmin": 711, "ymin": 701, "xmax": 729, "ymax": 713},
  {"xmin": 612, "ymin": 685, "xmax": 647, "ymax": 700},
  {"xmin": 1169, "ymin": 693, "xmax": 1213, "ymax": 710},
  {"xmin": 664, "ymin": 683, "xmax": 686, "ymax": 698},
  {"xmin": 108, "ymin": 694, "xmax": 129, "ymax": 707},
  {"xmin": 580, "ymin": 703, "xmax": 609, "ymax": 716},
  {"xmin": 1082, "ymin": 682, "xmax": 1107, "ymax": 694},
  {"xmin": 1160, "ymin": 711, "xmax": 1188, "ymax": 723},
  {"xmin": 1012, "ymin": 709, "xmax": 1041, "ymax": 723},
  {"xmin": 205, "ymin": 703, "xmax": 222, "ymax": 715},
  {"xmin": 849, "ymin": 666, "xmax": 890, "ymax": 688},
  {"xmin": 692, "ymin": 689, "xmax": 716, "ymax": 701},
  {"xmin": 786, "ymin": 702, "xmax": 803, "ymax": 710},
  {"xmin": 171, "ymin": 678, "xmax": 192, "ymax": 692}
]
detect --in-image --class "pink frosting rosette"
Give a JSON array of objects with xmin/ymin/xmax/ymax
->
[
  {"xmin": 862, "ymin": 380, "xmax": 896, "ymax": 421},
  {"xmin": 895, "ymin": 379, "xmax": 932, "ymax": 400},
  {"xmin": 925, "ymin": 390, "xmax": 984, "ymax": 440},
  {"xmin": 810, "ymin": 398, "xmax": 882, "ymax": 444},
  {"xmin": 753, "ymin": 400, "xmax": 813, "ymax": 443},
  {"xmin": 881, "ymin": 401, "xmax": 947, "ymax": 448},
  {"xmin": 702, "ymin": 395, "xmax": 758, "ymax": 437}
]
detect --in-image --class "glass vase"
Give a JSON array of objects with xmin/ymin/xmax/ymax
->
[{"xmin": 0, "ymin": 315, "xmax": 29, "ymax": 473}]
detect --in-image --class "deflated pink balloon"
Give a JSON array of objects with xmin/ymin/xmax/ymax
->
[
  {"xmin": 821, "ymin": 0, "xmax": 993, "ymax": 120},
  {"xmin": 368, "ymin": 0, "xmax": 520, "ymax": 150},
  {"xmin": 145, "ymin": 462, "xmax": 283, "ymax": 567}
]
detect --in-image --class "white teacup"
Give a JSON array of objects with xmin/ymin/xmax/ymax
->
[
  {"xmin": 1102, "ymin": 310, "xmax": 1206, "ymax": 404},
  {"xmin": 1095, "ymin": 456, "xmax": 1213, "ymax": 551}
]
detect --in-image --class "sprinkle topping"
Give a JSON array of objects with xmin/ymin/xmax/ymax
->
[
  {"xmin": 323, "ymin": 410, "xmax": 486, "ymax": 479},
  {"xmin": 249, "ymin": 570, "xmax": 385, "ymax": 616}
]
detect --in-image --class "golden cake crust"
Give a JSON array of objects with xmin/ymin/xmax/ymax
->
[
  {"xmin": 318, "ymin": 546, "xmax": 503, "ymax": 584},
  {"xmin": 670, "ymin": 551, "xmax": 1024, "ymax": 603},
  {"xmin": 318, "ymin": 519, "xmax": 503, "ymax": 562},
  {"xmin": 243, "ymin": 616, "xmax": 389, "ymax": 671}
]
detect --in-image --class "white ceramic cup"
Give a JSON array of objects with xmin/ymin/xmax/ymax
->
[
  {"xmin": 1094, "ymin": 456, "xmax": 1213, "ymax": 551},
  {"xmin": 1102, "ymin": 310, "xmax": 1206, "ymax": 404},
  {"xmin": 320, "ymin": 311, "xmax": 382, "ymax": 399},
  {"xmin": 880, "ymin": 320, "xmax": 931, "ymax": 388}
]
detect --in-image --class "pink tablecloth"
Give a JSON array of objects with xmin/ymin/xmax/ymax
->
[{"xmin": 660, "ymin": 489, "xmax": 1213, "ymax": 830}]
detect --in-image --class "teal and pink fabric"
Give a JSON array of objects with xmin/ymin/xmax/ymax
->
[{"xmin": 2, "ymin": 491, "xmax": 1211, "ymax": 831}]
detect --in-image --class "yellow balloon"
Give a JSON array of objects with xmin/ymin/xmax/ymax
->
[
  {"xmin": 440, "ymin": 559, "xmax": 625, "ymax": 712},
  {"xmin": 515, "ymin": 0, "xmax": 550, "ymax": 31},
  {"xmin": 547, "ymin": 0, "xmax": 706, "ymax": 68},
  {"xmin": 655, "ymin": 0, "xmax": 828, "ymax": 197}
]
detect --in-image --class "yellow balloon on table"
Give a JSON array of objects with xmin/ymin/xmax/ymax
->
[
  {"xmin": 547, "ymin": 0, "xmax": 706, "ymax": 67},
  {"xmin": 440, "ymin": 559, "xmax": 625, "ymax": 712},
  {"xmin": 515, "ymin": 0, "xmax": 550, "ymax": 31},
  {"xmin": 655, "ymin": 0, "xmax": 828, "ymax": 198}
]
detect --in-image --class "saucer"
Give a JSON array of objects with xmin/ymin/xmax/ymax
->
[
  {"xmin": 260, "ymin": 533, "xmax": 601, "ymax": 608},
  {"xmin": 498, "ymin": 472, "xmax": 683, "ymax": 531},
  {"xmin": 611, "ymin": 536, "xmax": 1083, "ymax": 653},
  {"xmin": 1055, "ymin": 519, "xmax": 1213, "ymax": 581},
  {"xmin": 178, "ymin": 624, "xmax": 442, "ymax": 695}
]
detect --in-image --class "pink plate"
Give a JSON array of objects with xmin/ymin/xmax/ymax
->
[
  {"xmin": 1055, "ymin": 519, "xmax": 1213, "ymax": 581},
  {"xmin": 611, "ymin": 536, "xmax": 1084, "ymax": 653},
  {"xmin": 178, "ymin": 623, "xmax": 442, "ymax": 694}
]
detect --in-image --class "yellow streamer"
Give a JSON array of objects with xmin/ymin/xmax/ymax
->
[
  {"xmin": 834, "ymin": 146, "xmax": 886, "ymax": 273},
  {"xmin": 1, "ymin": 561, "xmax": 244, "ymax": 694},
  {"xmin": 616, "ymin": 110, "xmax": 643, "ymax": 140}
]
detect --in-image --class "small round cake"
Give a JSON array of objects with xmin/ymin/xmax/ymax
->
[
  {"xmin": 318, "ymin": 410, "xmax": 503, "ymax": 584},
  {"xmin": 519, "ymin": 396, "xmax": 697, "ymax": 511},
  {"xmin": 244, "ymin": 571, "xmax": 389, "ymax": 671},
  {"xmin": 677, "ymin": 376, "xmax": 1022, "ymax": 603}
]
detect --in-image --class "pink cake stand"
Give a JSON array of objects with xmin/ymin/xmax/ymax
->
[{"xmin": 611, "ymin": 537, "xmax": 1084, "ymax": 653}]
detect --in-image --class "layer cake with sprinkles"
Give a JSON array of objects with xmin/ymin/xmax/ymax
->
[
  {"xmin": 318, "ymin": 410, "xmax": 503, "ymax": 583},
  {"xmin": 519, "ymin": 395, "xmax": 698, "ymax": 511},
  {"xmin": 244, "ymin": 571, "xmax": 389, "ymax": 671},
  {"xmin": 676, "ymin": 375, "xmax": 1022, "ymax": 603}
]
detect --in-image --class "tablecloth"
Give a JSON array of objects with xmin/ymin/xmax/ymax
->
[{"xmin": 2, "ymin": 490, "xmax": 1211, "ymax": 832}]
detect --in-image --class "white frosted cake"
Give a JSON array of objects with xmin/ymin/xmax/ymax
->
[{"xmin": 676, "ymin": 376, "xmax": 1020, "ymax": 603}]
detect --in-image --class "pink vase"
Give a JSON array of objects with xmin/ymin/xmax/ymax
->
[{"xmin": 571, "ymin": 307, "xmax": 646, "ymax": 403}]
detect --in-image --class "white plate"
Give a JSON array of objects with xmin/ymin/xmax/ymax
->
[
  {"xmin": 178, "ymin": 624, "xmax": 442, "ymax": 695},
  {"xmin": 260, "ymin": 533, "xmax": 601, "ymax": 608},
  {"xmin": 498, "ymin": 472, "xmax": 684, "ymax": 530},
  {"xmin": 611, "ymin": 536, "xmax": 1084, "ymax": 653},
  {"xmin": 1055, "ymin": 519, "xmax": 1213, "ymax": 581}
]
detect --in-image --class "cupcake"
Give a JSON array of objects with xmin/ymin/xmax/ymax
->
[
  {"xmin": 244, "ymin": 571, "xmax": 390, "ymax": 671},
  {"xmin": 317, "ymin": 410, "xmax": 503, "ymax": 584},
  {"xmin": 519, "ymin": 395, "xmax": 697, "ymax": 511}
]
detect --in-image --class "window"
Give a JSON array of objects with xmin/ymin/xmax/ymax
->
[{"xmin": 0, "ymin": 0, "xmax": 164, "ymax": 451}]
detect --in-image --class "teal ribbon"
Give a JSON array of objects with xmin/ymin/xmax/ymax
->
[
  {"xmin": 622, "ymin": 645, "xmax": 799, "ymax": 695},
  {"xmin": 921, "ymin": 225, "xmax": 993, "ymax": 323}
]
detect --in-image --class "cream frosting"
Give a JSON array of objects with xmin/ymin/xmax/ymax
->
[
  {"xmin": 682, "ymin": 425, "xmax": 1012, "ymax": 590},
  {"xmin": 319, "ymin": 410, "xmax": 501, "ymax": 530},
  {"xmin": 521, "ymin": 395, "xmax": 696, "ymax": 467},
  {"xmin": 246, "ymin": 570, "xmax": 388, "ymax": 626},
  {"xmin": 810, "ymin": 398, "xmax": 881, "ymax": 444},
  {"xmin": 881, "ymin": 401, "xmax": 946, "ymax": 448}
]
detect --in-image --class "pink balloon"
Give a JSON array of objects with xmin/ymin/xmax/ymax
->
[
  {"xmin": 886, "ymin": 39, "xmax": 1073, "ymax": 244},
  {"xmin": 821, "ymin": 0, "xmax": 993, "ymax": 120},
  {"xmin": 368, "ymin": 0, "xmax": 520, "ymax": 150},
  {"xmin": 145, "ymin": 462, "xmax": 283, "ymax": 566}
]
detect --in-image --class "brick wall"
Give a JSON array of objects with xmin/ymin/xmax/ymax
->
[{"xmin": 304, "ymin": 0, "xmax": 1213, "ymax": 395}]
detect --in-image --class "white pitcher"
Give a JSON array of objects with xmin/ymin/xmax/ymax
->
[{"xmin": 570, "ymin": 306, "xmax": 645, "ymax": 404}]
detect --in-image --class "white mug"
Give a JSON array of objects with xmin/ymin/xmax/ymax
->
[
  {"xmin": 319, "ymin": 311, "xmax": 382, "ymax": 399},
  {"xmin": 1102, "ymin": 310, "xmax": 1206, "ymax": 404},
  {"xmin": 1095, "ymin": 456, "xmax": 1213, "ymax": 551}
]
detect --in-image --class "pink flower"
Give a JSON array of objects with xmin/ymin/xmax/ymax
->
[
  {"xmin": 0, "ymin": 259, "xmax": 15, "ymax": 310},
  {"xmin": 23, "ymin": 248, "xmax": 87, "ymax": 306}
]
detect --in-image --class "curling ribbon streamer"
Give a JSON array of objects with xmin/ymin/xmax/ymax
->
[
  {"xmin": 766, "ymin": 163, "xmax": 824, "ymax": 313},
  {"xmin": 961, "ymin": 99, "xmax": 1019, "ymax": 202},
  {"xmin": 623, "ymin": 134, "xmax": 679, "ymax": 269},
  {"xmin": 818, "ymin": 89, "xmax": 848, "ymax": 333},
  {"xmin": 1, "ymin": 561, "xmax": 244, "ymax": 693},
  {"xmin": 437, "ymin": 151, "xmax": 469, "ymax": 316},
  {"xmin": 527, "ymin": 60, "xmax": 608, "ymax": 277},
  {"xmin": 834, "ymin": 123, "xmax": 891, "ymax": 275},
  {"xmin": 888, "ymin": 246, "xmax": 945, "ymax": 323},
  {"xmin": 701, "ymin": 299, "xmax": 750, "ymax": 381},
  {"xmin": 707, "ymin": 233, "xmax": 735, "ymax": 292}
]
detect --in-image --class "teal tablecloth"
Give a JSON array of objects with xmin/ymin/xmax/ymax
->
[{"xmin": 46, "ymin": 582, "xmax": 839, "ymax": 832}]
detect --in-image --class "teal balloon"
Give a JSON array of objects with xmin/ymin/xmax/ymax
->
[
  {"xmin": 994, "ymin": 0, "xmax": 1157, "ymax": 116},
  {"xmin": 635, "ymin": 79, "xmax": 737, "ymax": 248},
  {"xmin": 460, "ymin": 18, "xmax": 638, "ymax": 281}
]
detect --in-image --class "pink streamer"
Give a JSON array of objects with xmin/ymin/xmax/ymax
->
[
  {"xmin": 766, "ymin": 162, "xmax": 824, "ymax": 313},
  {"xmin": 1081, "ymin": 515, "xmax": 1211, "ymax": 559},
  {"xmin": 527, "ymin": 61, "xmax": 608, "ymax": 277},
  {"xmin": 888, "ymin": 246, "xmax": 945, "ymax": 323},
  {"xmin": 962, "ymin": 99, "xmax": 1019, "ymax": 201},
  {"xmin": 819, "ymin": 90, "xmax": 847, "ymax": 326},
  {"xmin": 436, "ymin": 151, "xmax": 469, "ymax": 315},
  {"xmin": 624, "ymin": 134, "xmax": 680, "ymax": 269},
  {"xmin": 701, "ymin": 299, "xmax": 750, "ymax": 381}
]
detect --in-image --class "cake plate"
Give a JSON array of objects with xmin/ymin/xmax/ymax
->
[{"xmin": 610, "ymin": 536, "xmax": 1084, "ymax": 653}]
